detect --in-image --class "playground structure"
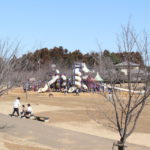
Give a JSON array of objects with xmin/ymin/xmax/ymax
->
[
  {"xmin": 38, "ymin": 75, "xmax": 59, "ymax": 92},
  {"xmin": 68, "ymin": 63, "xmax": 90, "ymax": 92},
  {"xmin": 37, "ymin": 63, "xmax": 90, "ymax": 93},
  {"xmin": 23, "ymin": 61, "xmax": 145, "ymax": 94},
  {"xmin": 24, "ymin": 62, "xmax": 104, "ymax": 93},
  {"xmin": 21, "ymin": 60, "xmax": 146, "ymax": 96},
  {"xmin": 38, "ymin": 68, "xmax": 67, "ymax": 93}
]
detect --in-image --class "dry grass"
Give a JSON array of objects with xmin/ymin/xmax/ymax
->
[
  {"xmin": 0, "ymin": 87, "xmax": 150, "ymax": 149},
  {"xmin": 1, "ymin": 87, "xmax": 149, "ymax": 133}
]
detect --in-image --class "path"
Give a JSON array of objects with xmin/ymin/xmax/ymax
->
[{"xmin": 0, "ymin": 114, "xmax": 149, "ymax": 150}]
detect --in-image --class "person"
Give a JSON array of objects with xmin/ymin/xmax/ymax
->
[
  {"xmin": 101, "ymin": 84, "xmax": 104, "ymax": 92},
  {"xmin": 108, "ymin": 87, "xmax": 112, "ymax": 93},
  {"xmin": 75, "ymin": 88, "xmax": 79, "ymax": 96},
  {"xmin": 20, "ymin": 105, "xmax": 26, "ymax": 117},
  {"xmin": 25, "ymin": 104, "xmax": 33, "ymax": 117},
  {"xmin": 11, "ymin": 97, "xmax": 21, "ymax": 117},
  {"xmin": 108, "ymin": 91, "xmax": 113, "ymax": 101},
  {"xmin": 64, "ymin": 87, "xmax": 68, "ymax": 95},
  {"xmin": 23, "ymin": 84, "xmax": 26, "ymax": 92}
]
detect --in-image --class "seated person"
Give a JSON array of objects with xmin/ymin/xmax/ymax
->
[
  {"xmin": 20, "ymin": 105, "xmax": 26, "ymax": 117},
  {"xmin": 25, "ymin": 104, "xmax": 33, "ymax": 117}
]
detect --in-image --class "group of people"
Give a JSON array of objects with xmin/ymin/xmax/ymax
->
[{"xmin": 11, "ymin": 97, "xmax": 33, "ymax": 118}]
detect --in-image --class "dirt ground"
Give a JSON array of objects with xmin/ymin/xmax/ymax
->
[
  {"xmin": 5, "ymin": 142, "xmax": 49, "ymax": 150},
  {"xmin": 0, "ymin": 87, "xmax": 150, "ymax": 149}
]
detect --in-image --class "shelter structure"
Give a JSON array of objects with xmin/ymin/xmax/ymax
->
[
  {"xmin": 94, "ymin": 72, "xmax": 103, "ymax": 82},
  {"xmin": 115, "ymin": 61, "xmax": 140, "ymax": 75}
]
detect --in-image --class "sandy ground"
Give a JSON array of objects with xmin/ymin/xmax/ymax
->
[{"xmin": 0, "ymin": 87, "xmax": 150, "ymax": 149}]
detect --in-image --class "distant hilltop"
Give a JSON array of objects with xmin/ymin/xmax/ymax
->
[{"xmin": 12, "ymin": 47, "xmax": 144, "ymax": 72}]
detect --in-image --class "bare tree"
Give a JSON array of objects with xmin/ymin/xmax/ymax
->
[
  {"xmin": 0, "ymin": 39, "xmax": 20, "ymax": 96},
  {"xmin": 96, "ymin": 23, "xmax": 150, "ymax": 150}
]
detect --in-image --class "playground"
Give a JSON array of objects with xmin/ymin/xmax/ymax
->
[
  {"xmin": 0, "ymin": 87, "xmax": 150, "ymax": 150},
  {"xmin": 22, "ymin": 63, "xmax": 105, "ymax": 94}
]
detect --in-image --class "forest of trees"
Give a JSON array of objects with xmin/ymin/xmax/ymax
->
[{"xmin": 12, "ymin": 46, "xmax": 144, "ymax": 72}]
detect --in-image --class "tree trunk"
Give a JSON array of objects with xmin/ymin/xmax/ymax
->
[
  {"xmin": 117, "ymin": 139, "xmax": 126, "ymax": 150},
  {"xmin": 118, "ymin": 145, "xmax": 125, "ymax": 150}
]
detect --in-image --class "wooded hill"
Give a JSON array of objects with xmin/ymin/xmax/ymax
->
[{"xmin": 12, "ymin": 47, "xmax": 144, "ymax": 71}]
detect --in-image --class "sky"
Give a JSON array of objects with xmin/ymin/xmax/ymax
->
[{"xmin": 0, "ymin": 0, "xmax": 150, "ymax": 56}]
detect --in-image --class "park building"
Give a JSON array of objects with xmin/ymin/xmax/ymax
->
[{"xmin": 115, "ymin": 61, "xmax": 140, "ymax": 76}]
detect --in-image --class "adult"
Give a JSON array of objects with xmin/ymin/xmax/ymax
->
[{"xmin": 11, "ymin": 97, "xmax": 21, "ymax": 116}]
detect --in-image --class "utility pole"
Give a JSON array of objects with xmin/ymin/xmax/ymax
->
[{"xmin": 38, "ymin": 59, "xmax": 41, "ymax": 79}]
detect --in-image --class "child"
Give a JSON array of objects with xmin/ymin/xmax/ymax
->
[
  {"xmin": 20, "ymin": 105, "xmax": 26, "ymax": 118},
  {"xmin": 25, "ymin": 104, "xmax": 33, "ymax": 117}
]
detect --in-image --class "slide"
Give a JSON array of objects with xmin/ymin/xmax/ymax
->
[
  {"xmin": 75, "ymin": 71, "xmax": 81, "ymax": 76},
  {"xmin": 38, "ymin": 84, "xmax": 49, "ymax": 93},
  {"xmin": 75, "ymin": 81, "xmax": 81, "ymax": 88},
  {"xmin": 82, "ymin": 84, "xmax": 88, "ymax": 90},
  {"xmin": 38, "ymin": 75, "xmax": 59, "ymax": 93},
  {"xmin": 61, "ymin": 75, "xmax": 67, "ymax": 87},
  {"xmin": 47, "ymin": 75, "xmax": 59, "ymax": 86},
  {"xmin": 61, "ymin": 75, "xmax": 67, "ymax": 80},
  {"xmin": 68, "ymin": 86, "xmax": 77, "ymax": 93},
  {"xmin": 75, "ymin": 76, "xmax": 82, "ymax": 82},
  {"xmin": 81, "ymin": 63, "xmax": 90, "ymax": 73}
]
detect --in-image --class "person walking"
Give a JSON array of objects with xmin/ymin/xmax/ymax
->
[
  {"xmin": 11, "ymin": 97, "xmax": 21, "ymax": 117},
  {"xmin": 75, "ymin": 88, "xmax": 79, "ymax": 96}
]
